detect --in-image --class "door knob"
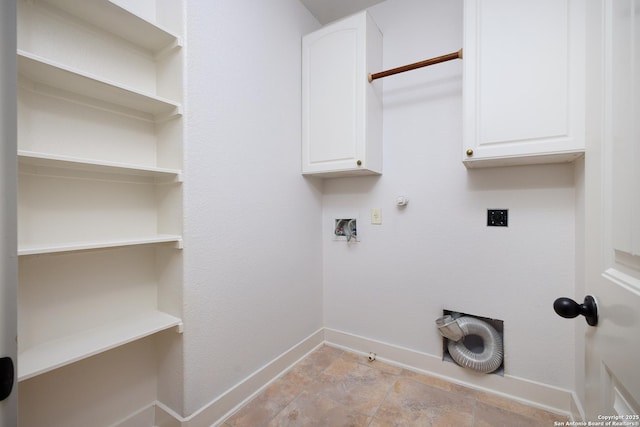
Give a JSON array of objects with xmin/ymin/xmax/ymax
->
[
  {"xmin": 553, "ymin": 295, "xmax": 598, "ymax": 326},
  {"xmin": 0, "ymin": 357, "xmax": 14, "ymax": 401}
]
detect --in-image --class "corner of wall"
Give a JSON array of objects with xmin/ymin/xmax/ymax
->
[
  {"xmin": 179, "ymin": 329, "xmax": 324, "ymax": 427},
  {"xmin": 572, "ymin": 156, "xmax": 587, "ymax": 418}
]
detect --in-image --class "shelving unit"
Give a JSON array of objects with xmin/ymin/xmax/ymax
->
[
  {"xmin": 18, "ymin": 51, "xmax": 182, "ymax": 121},
  {"xmin": 18, "ymin": 311, "xmax": 182, "ymax": 381},
  {"xmin": 17, "ymin": 235, "xmax": 182, "ymax": 256},
  {"xmin": 17, "ymin": 0, "xmax": 184, "ymax": 419},
  {"xmin": 18, "ymin": 150, "xmax": 183, "ymax": 181},
  {"xmin": 37, "ymin": 0, "xmax": 181, "ymax": 53}
]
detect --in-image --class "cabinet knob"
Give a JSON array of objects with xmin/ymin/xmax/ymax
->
[
  {"xmin": 466, "ymin": 149, "xmax": 474, "ymax": 156},
  {"xmin": 356, "ymin": 160, "xmax": 362, "ymax": 166}
]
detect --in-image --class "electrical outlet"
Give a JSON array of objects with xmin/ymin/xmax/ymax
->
[{"xmin": 487, "ymin": 209, "xmax": 508, "ymax": 227}]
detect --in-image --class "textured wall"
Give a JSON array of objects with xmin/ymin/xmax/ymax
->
[
  {"xmin": 322, "ymin": 0, "xmax": 576, "ymax": 389},
  {"xmin": 183, "ymin": 0, "xmax": 323, "ymax": 416},
  {"xmin": 182, "ymin": 0, "xmax": 578, "ymax": 418}
]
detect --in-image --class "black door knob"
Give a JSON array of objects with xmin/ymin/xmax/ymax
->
[
  {"xmin": 553, "ymin": 295, "xmax": 598, "ymax": 326},
  {"xmin": 0, "ymin": 357, "xmax": 14, "ymax": 401}
]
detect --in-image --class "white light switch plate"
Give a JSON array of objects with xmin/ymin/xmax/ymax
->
[{"xmin": 371, "ymin": 208, "xmax": 382, "ymax": 225}]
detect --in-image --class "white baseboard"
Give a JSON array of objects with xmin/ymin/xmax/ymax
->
[
  {"xmin": 109, "ymin": 401, "xmax": 181, "ymax": 427},
  {"xmin": 154, "ymin": 402, "xmax": 183, "ymax": 427},
  {"xmin": 110, "ymin": 328, "xmax": 324, "ymax": 427},
  {"xmin": 324, "ymin": 327, "xmax": 577, "ymax": 419},
  {"xmin": 109, "ymin": 403, "xmax": 156, "ymax": 427},
  {"xmin": 182, "ymin": 328, "xmax": 325, "ymax": 427},
  {"xmin": 151, "ymin": 327, "xmax": 580, "ymax": 426}
]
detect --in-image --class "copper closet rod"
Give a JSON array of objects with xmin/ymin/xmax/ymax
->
[{"xmin": 368, "ymin": 48, "xmax": 463, "ymax": 83}]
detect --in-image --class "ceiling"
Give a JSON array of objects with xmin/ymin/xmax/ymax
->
[{"xmin": 299, "ymin": 0, "xmax": 386, "ymax": 24}]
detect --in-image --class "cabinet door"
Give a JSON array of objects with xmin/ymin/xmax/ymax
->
[
  {"xmin": 302, "ymin": 12, "xmax": 382, "ymax": 176},
  {"xmin": 463, "ymin": 0, "xmax": 585, "ymax": 167}
]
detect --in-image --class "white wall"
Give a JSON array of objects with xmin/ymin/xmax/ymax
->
[
  {"xmin": 181, "ymin": 0, "xmax": 578, "ymax": 420},
  {"xmin": 322, "ymin": 0, "xmax": 576, "ymax": 389},
  {"xmin": 183, "ymin": 0, "xmax": 323, "ymax": 417},
  {"xmin": 0, "ymin": 0, "xmax": 17, "ymax": 422}
]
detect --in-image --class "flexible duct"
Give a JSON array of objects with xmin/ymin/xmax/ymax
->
[{"xmin": 436, "ymin": 315, "xmax": 503, "ymax": 374}]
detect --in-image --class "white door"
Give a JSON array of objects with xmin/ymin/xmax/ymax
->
[
  {"xmin": 0, "ymin": 0, "xmax": 18, "ymax": 424},
  {"xmin": 583, "ymin": 0, "xmax": 640, "ymax": 419}
]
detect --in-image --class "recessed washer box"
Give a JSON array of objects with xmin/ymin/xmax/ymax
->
[{"xmin": 334, "ymin": 218, "xmax": 357, "ymax": 241}]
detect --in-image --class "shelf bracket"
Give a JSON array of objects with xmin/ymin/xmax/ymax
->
[{"xmin": 154, "ymin": 38, "xmax": 183, "ymax": 61}]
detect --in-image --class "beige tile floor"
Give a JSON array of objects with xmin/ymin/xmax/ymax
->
[{"xmin": 222, "ymin": 345, "xmax": 569, "ymax": 427}]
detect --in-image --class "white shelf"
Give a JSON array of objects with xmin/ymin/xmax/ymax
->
[
  {"xmin": 41, "ymin": 0, "xmax": 181, "ymax": 54},
  {"xmin": 18, "ymin": 311, "xmax": 183, "ymax": 381},
  {"xmin": 18, "ymin": 50, "xmax": 181, "ymax": 121},
  {"xmin": 18, "ymin": 150, "xmax": 182, "ymax": 181},
  {"xmin": 17, "ymin": 0, "xmax": 185, "ymax": 404},
  {"xmin": 18, "ymin": 235, "xmax": 183, "ymax": 256}
]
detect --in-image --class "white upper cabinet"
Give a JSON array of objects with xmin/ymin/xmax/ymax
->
[
  {"xmin": 302, "ymin": 11, "xmax": 383, "ymax": 176},
  {"xmin": 462, "ymin": 0, "xmax": 585, "ymax": 167}
]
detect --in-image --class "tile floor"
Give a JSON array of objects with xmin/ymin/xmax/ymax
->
[{"xmin": 222, "ymin": 345, "xmax": 569, "ymax": 427}]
